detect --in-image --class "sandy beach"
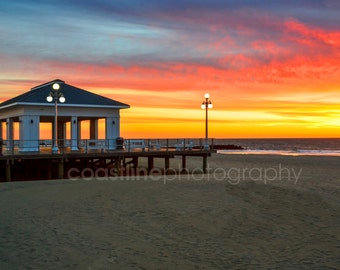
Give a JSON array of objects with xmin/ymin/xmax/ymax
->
[{"xmin": 0, "ymin": 153, "xmax": 339, "ymax": 269}]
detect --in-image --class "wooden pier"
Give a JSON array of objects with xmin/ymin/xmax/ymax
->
[{"xmin": 0, "ymin": 139, "xmax": 216, "ymax": 182}]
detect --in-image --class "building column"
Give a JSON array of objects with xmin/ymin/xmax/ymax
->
[
  {"xmin": 90, "ymin": 119, "xmax": 98, "ymax": 140},
  {"xmin": 51, "ymin": 118, "xmax": 56, "ymax": 147},
  {"xmin": 0, "ymin": 121, "xmax": 3, "ymax": 139},
  {"xmin": 77, "ymin": 120, "xmax": 82, "ymax": 148},
  {"xmin": 106, "ymin": 117, "xmax": 119, "ymax": 150},
  {"xmin": 19, "ymin": 115, "xmax": 40, "ymax": 152},
  {"xmin": 6, "ymin": 118, "xmax": 14, "ymax": 151},
  {"xmin": 70, "ymin": 116, "xmax": 78, "ymax": 151},
  {"xmin": 57, "ymin": 121, "xmax": 65, "ymax": 148}
]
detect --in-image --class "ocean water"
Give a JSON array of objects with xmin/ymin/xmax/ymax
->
[{"xmin": 214, "ymin": 138, "xmax": 340, "ymax": 156}]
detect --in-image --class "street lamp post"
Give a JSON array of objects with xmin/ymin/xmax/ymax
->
[
  {"xmin": 46, "ymin": 83, "xmax": 65, "ymax": 154},
  {"xmin": 201, "ymin": 93, "xmax": 213, "ymax": 150}
]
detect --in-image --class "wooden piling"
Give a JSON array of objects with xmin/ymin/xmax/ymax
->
[
  {"xmin": 58, "ymin": 159, "xmax": 64, "ymax": 179},
  {"xmin": 148, "ymin": 156, "xmax": 154, "ymax": 173},
  {"xmin": 164, "ymin": 157, "xmax": 170, "ymax": 171},
  {"xmin": 181, "ymin": 155, "xmax": 187, "ymax": 173},
  {"xmin": 5, "ymin": 162, "xmax": 11, "ymax": 182},
  {"xmin": 203, "ymin": 155, "xmax": 208, "ymax": 173}
]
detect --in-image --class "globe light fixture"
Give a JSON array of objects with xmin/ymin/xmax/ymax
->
[
  {"xmin": 52, "ymin": 83, "xmax": 60, "ymax": 91},
  {"xmin": 59, "ymin": 95, "xmax": 65, "ymax": 103},
  {"xmin": 46, "ymin": 95, "xmax": 53, "ymax": 102}
]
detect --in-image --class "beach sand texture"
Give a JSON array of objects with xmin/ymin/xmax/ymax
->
[{"xmin": 0, "ymin": 154, "xmax": 339, "ymax": 269}]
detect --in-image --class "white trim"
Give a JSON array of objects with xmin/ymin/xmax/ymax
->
[{"xmin": 0, "ymin": 102, "xmax": 130, "ymax": 110}]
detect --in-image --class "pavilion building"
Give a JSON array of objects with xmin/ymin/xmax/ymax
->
[{"xmin": 0, "ymin": 79, "xmax": 130, "ymax": 152}]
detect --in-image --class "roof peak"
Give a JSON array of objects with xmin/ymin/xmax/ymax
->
[
  {"xmin": 1, "ymin": 79, "xmax": 130, "ymax": 109},
  {"xmin": 31, "ymin": 79, "xmax": 65, "ymax": 91}
]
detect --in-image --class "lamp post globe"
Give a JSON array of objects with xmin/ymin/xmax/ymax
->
[
  {"xmin": 46, "ymin": 95, "xmax": 53, "ymax": 102},
  {"xmin": 59, "ymin": 95, "xmax": 66, "ymax": 103},
  {"xmin": 52, "ymin": 83, "xmax": 60, "ymax": 91}
]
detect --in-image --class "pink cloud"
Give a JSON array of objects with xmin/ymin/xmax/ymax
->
[{"xmin": 284, "ymin": 20, "xmax": 340, "ymax": 48}]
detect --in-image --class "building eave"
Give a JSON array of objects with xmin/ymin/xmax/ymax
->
[{"xmin": 0, "ymin": 102, "xmax": 130, "ymax": 110}]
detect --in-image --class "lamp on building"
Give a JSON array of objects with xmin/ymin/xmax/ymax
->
[
  {"xmin": 46, "ymin": 82, "xmax": 65, "ymax": 154},
  {"xmin": 201, "ymin": 93, "xmax": 213, "ymax": 150}
]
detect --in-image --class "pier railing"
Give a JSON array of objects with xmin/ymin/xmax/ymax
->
[{"xmin": 0, "ymin": 138, "xmax": 215, "ymax": 156}]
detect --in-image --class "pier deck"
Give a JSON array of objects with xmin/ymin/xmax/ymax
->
[{"xmin": 0, "ymin": 139, "xmax": 216, "ymax": 182}]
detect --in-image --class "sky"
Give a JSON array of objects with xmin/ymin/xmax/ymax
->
[{"xmin": 0, "ymin": 0, "xmax": 339, "ymax": 138}]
